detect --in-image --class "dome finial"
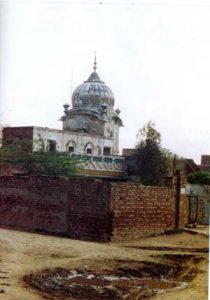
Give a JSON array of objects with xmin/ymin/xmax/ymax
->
[{"xmin": 93, "ymin": 52, "xmax": 97, "ymax": 72}]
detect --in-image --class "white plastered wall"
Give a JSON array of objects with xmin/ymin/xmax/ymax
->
[{"xmin": 32, "ymin": 126, "xmax": 114, "ymax": 156}]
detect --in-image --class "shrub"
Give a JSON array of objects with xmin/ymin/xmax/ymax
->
[{"xmin": 187, "ymin": 171, "xmax": 210, "ymax": 184}]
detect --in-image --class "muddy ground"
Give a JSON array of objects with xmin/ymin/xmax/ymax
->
[{"xmin": 0, "ymin": 228, "xmax": 208, "ymax": 300}]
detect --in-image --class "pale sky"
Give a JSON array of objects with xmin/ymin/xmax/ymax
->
[{"xmin": 0, "ymin": 0, "xmax": 210, "ymax": 163}]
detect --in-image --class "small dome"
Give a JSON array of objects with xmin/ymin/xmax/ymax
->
[{"xmin": 72, "ymin": 61, "xmax": 115, "ymax": 108}]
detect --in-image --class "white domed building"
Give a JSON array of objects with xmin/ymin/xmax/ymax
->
[
  {"xmin": 3, "ymin": 58, "xmax": 125, "ymax": 177},
  {"xmin": 61, "ymin": 58, "xmax": 123, "ymax": 156}
]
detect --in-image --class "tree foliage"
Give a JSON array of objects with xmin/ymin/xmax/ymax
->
[
  {"xmin": 131, "ymin": 121, "xmax": 171, "ymax": 186},
  {"xmin": 187, "ymin": 171, "xmax": 210, "ymax": 185},
  {"xmin": 0, "ymin": 138, "xmax": 77, "ymax": 177},
  {"xmin": 136, "ymin": 121, "xmax": 161, "ymax": 144}
]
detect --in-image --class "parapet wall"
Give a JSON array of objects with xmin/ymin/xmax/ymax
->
[{"xmin": 0, "ymin": 176, "xmax": 189, "ymax": 241}]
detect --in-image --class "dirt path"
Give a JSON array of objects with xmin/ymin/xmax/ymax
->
[{"xmin": 0, "ymin": 228, "xmax": 208, "ymax": 300}]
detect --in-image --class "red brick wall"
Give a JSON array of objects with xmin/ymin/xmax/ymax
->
[
  {"xmin": 110, "ymin": 182, "xmax": 188, "ymax": 241},
  {"xmin": 201, "ymin": 155, "xmax": 210, "ymax": 166},
  {"xmin": 0, "ymin": 176, "xmax": 188, "ymax": 241},
  {"xmin": 0, "ymin": 176, "xmax": 111, "ymax": 241}
]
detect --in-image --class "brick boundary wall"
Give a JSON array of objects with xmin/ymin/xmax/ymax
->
[
  {"xmin": 0, "ymin": 176, "xmax": 112, "ymax": 241},
  {"xmin": 110, "ymin": 182, "xmax": 188, "ymax": 241},
  {"xmin": 0, "ymin": 176, "xmax": 189, "ymax": 242}
]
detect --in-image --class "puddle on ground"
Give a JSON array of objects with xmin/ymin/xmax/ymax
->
[
  {"xmin": 23, "ymin": 255, "xmax": 200, "ymax": 300},
  {"xmin": 48, "ymin": 269, "xmax": 181, "ymax": 289}
]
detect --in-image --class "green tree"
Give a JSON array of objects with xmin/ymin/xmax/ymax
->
[
  {"xmin": 132, "ymin": 121, "xmax": 170, "ymax": 186},
  {"xmin": 0, "ymin": 138, "xmax": 77, "ymax": 177},
  {"xmin": 26, "ymin": 152, "xmax": 78, "ymax": 176},
  {"xmin": 136, "ymin": 120, "xmax": 161, "ymax": 144},
  {"xmin": 187, "ymin": 171, "xmax": 210, "ymax": 185}
]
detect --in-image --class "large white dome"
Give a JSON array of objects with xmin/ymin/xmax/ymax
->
[{"xmin": 72, "ymin": 70, "xmax": 115, "ymax": 108}]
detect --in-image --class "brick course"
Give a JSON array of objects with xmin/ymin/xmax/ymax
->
[{"xmin": 0, "ymin": 176, "xmax": 189, "ymax": 241}]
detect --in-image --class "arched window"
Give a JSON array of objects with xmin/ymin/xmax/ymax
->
[
  {"xmin": 66, "ymin": 140, "xmax": 76, "ymax": 153},
  {"xmin": 85, "ymin": 142, "xmax": 94, "ymax": 155}
]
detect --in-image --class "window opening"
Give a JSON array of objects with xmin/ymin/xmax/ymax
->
[
  {"xmin": 103, "ymin": 147, "xmax": 111, "ymax": 156},
  {"xmin": 87, "ymin": 148, "xmax": 92, "ymax": 155},
  {"xmin": 69, "ymin": 146, "xmax": 74, "ymax": 153},
  {"xmin": 48, "ymin": 140, "xmax": 56, "ymax": 152}
]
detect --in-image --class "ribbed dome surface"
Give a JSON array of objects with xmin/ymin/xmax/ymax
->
[{"xmin": 72, "ymin": 71, "xmax": 115, "ymax": 108}]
